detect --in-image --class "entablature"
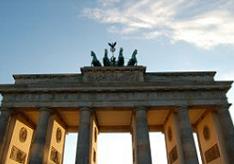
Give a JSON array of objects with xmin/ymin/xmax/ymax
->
[{"xmin": 0, "ymin": 67, "xmax": 232, "ymax": 109}]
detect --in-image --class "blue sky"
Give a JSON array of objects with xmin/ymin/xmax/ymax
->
[{"xmin": 1, "ymin": 0, "xmax": 234, "ymax": 163}]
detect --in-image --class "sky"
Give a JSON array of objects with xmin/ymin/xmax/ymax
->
[{"xmin": 0, "ymin": 0, "xmax": 234, "ymax": 163}]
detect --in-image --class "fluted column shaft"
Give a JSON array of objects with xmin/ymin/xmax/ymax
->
[
  {"xmin": 177, "ymin": 105, "xmax": 199, "ymax": 164},
  {"xmin": 0, "ymin": 108, "xmax": 11, "ymax": 160},
  {"xmin": 133, "ymin": 107, "xmax": 152, "ymax": 164},
  {"xmin": 216, "ymin": 105, "xmax": 234, "ymax": 163},
  {"xmin": 76, "ymin": 107, "xmax": 92, "ymax": 164},
  {"xmin": 29, "ymin": 108, "xmax": 52, "ymax": 164}
]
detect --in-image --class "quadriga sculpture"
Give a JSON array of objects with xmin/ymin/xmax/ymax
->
[
  {"xmin": 91, "ymin": 51, "xmax": 102, "ymax": 67},
  {"xmin": 90, "ymin": 42, "xmax": 138, "ymax": 67},
  {"xmin": 103, "ymin": 49, "xmax": 111, "ymax": 66},
  {"xmin": 127, "ymin": 49, "xmax": 137, "ymax": 66},
  {"xmin": 117, "ymin": 48, "xmax": 124, "ymax": 66}
]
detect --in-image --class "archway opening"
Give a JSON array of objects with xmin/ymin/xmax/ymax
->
[
  {"xmin": 63, "ymin": 133, "xmax": 77, "ymax": 164},
  {"xmin": 97, "ymin": 133, "xmax": 133, "ymax": 164},
  {"xmin": 62, "ymin": 133, "xmax": 202, "ymax": 164},
  {"xmin": 63, "ymin": 133, "xmax": 133, "ymax": 164},
  {"xmin": 149, "ymin": 132, "xmax": 167, "ymax": 164}
]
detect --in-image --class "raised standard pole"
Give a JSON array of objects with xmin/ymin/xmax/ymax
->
[
  {"xmin": 216, "ymin": 104, "xmax": 234, "ymax": 163},
  {"xmin": 75, "ymin": 107, "xmax": 92, "ymax": 164},
  {"xmin": 29, "ymin": 107, "xmax": 52, "ymax": 164},
  {"xmin": 177, "ymin": 105, "xmax": 199, "ymax": 164},
  {"xmin": 132, "ymin": 107, "xmax": 152, "ymax": 164}
]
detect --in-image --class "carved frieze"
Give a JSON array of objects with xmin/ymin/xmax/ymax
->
[
  {"xmin": 2, "ymin": 90, "xmax": 227, "ymax": 108},
  {"xmin": 3, "ymin": 90, "xmax": 225, "ymax": 103}
]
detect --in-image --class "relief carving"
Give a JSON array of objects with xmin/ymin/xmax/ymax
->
[
  {"xmin": 205, "ymin": 144, "xmax": 220, "ymax": 163},
  {"xmin": 167, "ymin": 126, "xmax": 172, "ymax": 142},
  {"xmin": 19, "ymin": 127, "xmax": 27, "ymax": 143},
  {"xmin": 203, "ymin": 125, "xmax": 210, "ymax": 141},
  {"xmin": 169, "ymin": 145, "xmax": 178, "ymax": 164},
  {"xmin": 6, "ymin": 90, "xmax": 223, "ymax": 104},
  {"xmin": 50, "ymin": 146, "xmax": 61, "ymax": 164},
  {"xmin": 84, "ymin": 71, "xmax": 140, "ymax": 82},
  {"xmin": 10, "ymin": 146, "xmax": 26, "ymax": 163},
  {"xmin": 56, "ymin": 128, "xmax": 62, "ymax": 143}
]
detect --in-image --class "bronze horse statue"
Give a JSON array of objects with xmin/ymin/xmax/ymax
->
[
  {"xmin": 117, "ymin": 48, "xmax": 124, "ymax": 66},
  {"xmin": 103, "ymin": 49, "xmax": 111, "ymax": 66},
  {"xmin": 91, "ymin": 51, "xmax": 102, "ymax": 67},
  {"xmin": 127, "ymin": 49, "xmax": 137, "ymax": 66}
]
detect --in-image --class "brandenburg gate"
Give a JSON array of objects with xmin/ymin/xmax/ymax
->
[{"xmin": 0, "ymin": 49, "xmax": 234, "ymax": 164}]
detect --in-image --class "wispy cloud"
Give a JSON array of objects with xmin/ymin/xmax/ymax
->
[{"xmin": 82, "ymin": 0, "xmax": 234, "ymax": 49}]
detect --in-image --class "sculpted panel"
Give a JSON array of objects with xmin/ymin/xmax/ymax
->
[
  {"xmin": 83, "ymin": 71, "xmax": 141, "ymax": 82},
  {"xmin": 19, "ymin": 127, "xmax": 27, "ymax": 143},
  {"xmin": 204, "ymin": 144, "xmax": 220, "ymax": 163},
  {"xmin": 50, "ymin": 146, "xmax": 61, "ymax": 164},
  {"xmin": 169, "ymin": 145, "xmax": 178, "ymax": 164},
  {"xmin": 10, "ymin": 146, "xmax": 26, "ymax": 164}
]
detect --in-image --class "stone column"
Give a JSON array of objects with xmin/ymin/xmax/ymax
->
[
  {"xmin": 75, "ymin": 107, "xmax": 92, "ymax": 164},
  {"xmin": 132, "ymin": 107, "xmax": 152, "ymax": 164},
  {"xmin": 0, "ymin": 108, "xmax": 11, "ymax": 160},
  {"xmin": 29, "ymin": 108, "xmax": 52, "ymax": 164},
  {"xmin": 216, "ymin": 104, "xmax": 234, "ymax": 163},
  {"xmin": 176, "ymin": 105, "xmax": 199, "ymax": 164}
]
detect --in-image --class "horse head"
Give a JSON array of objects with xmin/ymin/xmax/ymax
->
[
  {"xmin": 119, "ymin": 48, "xmax": 123, "ymax": 56},
  {"xmin": 132, "ymin": 49, "xmax": 137, "ymax": 58},
  {"xmin": 91, "ymin": 51, "xmax": 96, "ymax": 58},
  {"xmin": 104, "ymin": 49, "xmax": 108, "ymax": 57}
]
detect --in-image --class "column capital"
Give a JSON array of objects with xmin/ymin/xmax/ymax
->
[
  {"xmin": 175, "ymin": 104, "xmax": 189, "ymax": 112},
  {"xmin": 38, "ymin": 106, "xmax": 50, "ymax": 111},
  {"xmin": 80, "ymin": 107, "xmax": 93, "ymax": 112},
  {"xmin": 37, "ymin": 107, "xmax": 55, "ymax": 114},
  {"xmin": 0, "ymin": 107, "xmax": 15, "ymax": 116},
  {"xmin": 216, "ymin": 103, "xmax": 231, "ymax": 111},
  {"xmin": 0, "ymin": 107, "xmax": 12, "ymax": 112},
  {"xmin": 134, "ymin": 106, "xmax": 148, "ymax": 112}
]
